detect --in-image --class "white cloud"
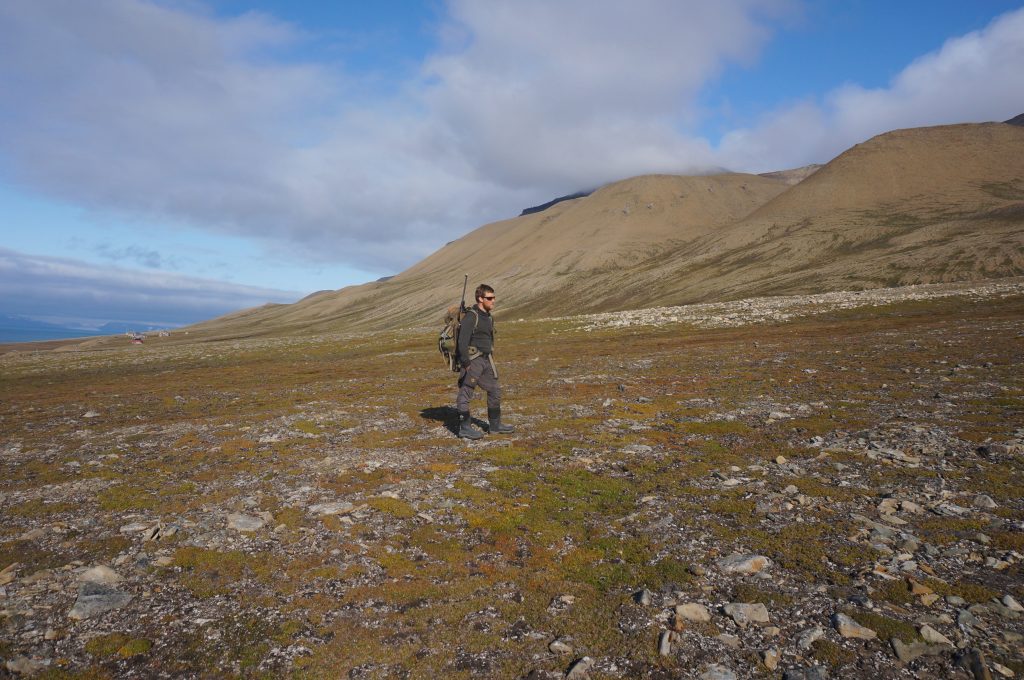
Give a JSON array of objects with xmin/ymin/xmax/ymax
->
[
  {"xmin": 1, "ymin": 0, "xmax": 1021, "ymax": 283},
  {"xmin": 0, "ymin": 0, "xmax": 793, "ymax": 275},
  {"xmin": 422, "ymin": 0, "xmax": 789, "ymax": 188},
  {"xmin": 0, "ymin": 247, "xmax": 299, "ymax": 327},
  {"xmin": 717, "ymin": 7, "xmax": 1024, "ymax": 172}
]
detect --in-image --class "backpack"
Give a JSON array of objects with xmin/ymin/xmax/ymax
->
[{"xmin": 438, "ymin": 305, "xmax": 478, "ymax": 372}]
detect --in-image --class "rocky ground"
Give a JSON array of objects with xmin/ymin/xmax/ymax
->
[{"xmin": 1, "ymin": 282, "xmax": 1023, "ymax": 679}]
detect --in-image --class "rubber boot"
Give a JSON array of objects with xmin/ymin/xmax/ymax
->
[
  {"xmin": 488, "ymin": 407, "xmax": 515, "ymax": 434},
  {"xmin": 458, "ymin": 411, "xmax": 484, "ymax": 439}
]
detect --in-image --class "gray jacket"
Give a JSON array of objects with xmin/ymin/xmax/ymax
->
[{"xmin": 457, "ymin": 305, "xmax": 494, "ymax": 361}]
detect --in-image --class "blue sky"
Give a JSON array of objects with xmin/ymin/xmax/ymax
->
[{"xmin": 1, "ymin": 0, "xmax": 1022, "ymax": 331}]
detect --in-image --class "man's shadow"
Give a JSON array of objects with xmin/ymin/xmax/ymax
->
[{"xmin": 420, "ymin": 406, "xmax": 486, "ymax": 435}]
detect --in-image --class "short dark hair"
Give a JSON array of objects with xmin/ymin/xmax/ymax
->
[{"xmin": 475, "ymin": 284, "xmax": 494, "ymax": 301}]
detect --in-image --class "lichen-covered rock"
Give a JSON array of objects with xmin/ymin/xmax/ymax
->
[{"xmin": 716, "ymin": 553, "xmax": 772, "ymax": 575}]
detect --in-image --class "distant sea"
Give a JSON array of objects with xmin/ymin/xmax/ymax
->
[
  {"xmin": 0, "ymin": 315, "xmax": 110, "ymax": 344},
  {"xmin": 0, "ymin": 326, "xmax": 106, "ymax": 343}
]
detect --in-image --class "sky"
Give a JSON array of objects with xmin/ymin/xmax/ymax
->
[{"xmin": 1, "ymin": 0, "xmax": 1022, "ymax": 331}]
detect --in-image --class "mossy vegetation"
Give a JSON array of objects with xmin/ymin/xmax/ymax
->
[
  {"xmin": 847, "ymin": 609, "xmax": 920, "ymax": 643},
  {"xmin": 84, "ymin": 634, "xmax": 152, "ymax": 658}
]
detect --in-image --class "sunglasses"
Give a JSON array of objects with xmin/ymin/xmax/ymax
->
[{"xmin": 482, "ymin": 295, "xmax": 496, "ymax": 301}]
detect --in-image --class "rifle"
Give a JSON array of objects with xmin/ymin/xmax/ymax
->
[{"xmin": 459, "ymin": 273, "xmax": 469, "ymax": 315}]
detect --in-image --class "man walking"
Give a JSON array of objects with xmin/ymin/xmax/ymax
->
[{"xmin": 456, "ymin": 284, "xmax": 514, "ymax": 439}]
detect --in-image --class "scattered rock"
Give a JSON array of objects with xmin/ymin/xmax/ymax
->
[
  {"xmin": 723, "ymin": 602, "xmax": 770, "ymax": 627},
  {"xmin": 973, "ymin": 494, "xmax": 998, "ymax": 509},
  {"xmin": 633, "ymin": 589, "xmax": 653, "ymax": 606},
  {"xmin": 5, "ymin": 656, "xmax": 48, "ymax": 675},
  {"xmin": 675, "ymin": 602, "xmax": 711, "ymax": 622},
  {"xmin": 993, "ymin": 661, "xmax": 1016, "ymax": 678},
  {"xmin": 783, "ymin": 667, "xmax": 829, "ymax": 680},
  {"xmin": 308, "ymin": 501, "xmax": 354, "ymax": 516},
  {"xmin": 0, "ymin": 562, "xmax": 19, "ymax": 585},
  {"xmin": 227, "ymin": 513, "xmax": 267, "ymax": 532},
  {"xmin": 68, "ymin": 582, "xmax": 132, "ymax": 620},
  {"xmin": 797, "ymin": 626, "xmax": 825, "ymax": 650},
  {"xmin": 832, "ymin": 613, "xmax": 877, "ymax": 640},
  {"xmin": 658, "ymin": 630, "xmax": 672, "ymax": 656},
  {"xmin": 958, "ymin": 608, "xmax": 981, "ymax": 632},
  {"xmin": 716, "ymin": 553, "xmax": 772, "ymax": 575},
  {"xmin": 716, "ymin": 634, "xmax": 741, "ymax": 649},
  {"xmin": 900, "ymin": 500, "xmax": 924, "ymax": 514},
  {"xmin": 79, "ymin": 565, "xmax": 122, "ymax": 585},
  {"xmin": 891, "ymin": 638, "xmax": 933, "ymax": 663},
  {"xmin": 119, "ymin": 521, "xmax": 155, "ymax": 534},
  {"xmin": 919, "ymin": 624, "xmax": 953, "ymax": 646},
  {"xmin": 20, "ymin": 528, "xmax": 46, "ymax": 541},
  {"xmin": 548, "ymin": 638, "xmax": 573, "ymax": 655},
  {"xmin": 956, "ymin": 648, "xmax": 994, "ymax": 680},
  {"xmin": 565, "ymin": 656, "xmax": 594, "ymax": 679},
  {"xmin": 700, "ymin": 664, "xmax": 737, "ymax": 680}
]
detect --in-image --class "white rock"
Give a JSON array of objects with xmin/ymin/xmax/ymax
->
[
  {"xmin": 119, "ymin": 521, "xmax": 154, "ymax": 534},
  {"xmin": 973, "ymin": 494, "xmax": 998, "ymax": 509},
  {"xmin": 675, "ymin": 603, "xmax": 711, "ymax": 622},
  {"xmin": 878, "ymin": 498, "xmax": 900, "ymax": 514},
  {"xmin": 6, "ymin": 657, "xmax": 48, "ymax": 675},
  {"xmin": 0, "ymin": 562, "xmax": 18, "ymax": 586},
  {"xmin": 1003, "ymin": 594, "xmax": 1024, "ymax": 612},
  {"xmin": 565, "ymin": 656, "xmax": 594, "ymax": 679},
  {"xmin": 658, "ymin": 630, "xmax": 672, "ymax": 656},
  {"xmin": 68, "ymin": 583, "xmax": 132, "ymax": 620},
  {"xmin": 309, "ymin": 501, "xmax": 354, "ymax": 516},
  {"xmin": 918, "ymin": 624, "xmax": 953, "ymax": 646},
  {"xmin": 723, "ymin": 602, "xmax": 770, "ymax": 627},
  {"xmin": 716, "ymin": 553, "xmax": 772, "ymax": 575},
  {"xmin": 226, "ymin": 513, "xmax": 266, "ymax": 532},
  {"xmin": 715, "ymin": 634, "xmax": 741, "ymax": 649},
  {"xmin": 79, "ymin": 565, "xmax": 121, "ymax": 585},
  {"xmin": 700, "ymin": 664, "xmax": 737, "ymax": 680},
  {"xmin": 900, "ymin": 500, "xmax": 924, "ymax": 514},
  {"xmin": 832, "ymin": 612, "xmax": 877, "ymax": 639},
  {"xmin": 549, "ymin": 639, "xmax": 573, "ymax": 655},
  {"xmin": 993, "ymin": 661, "xmax": 1015, "ymax": 678}
]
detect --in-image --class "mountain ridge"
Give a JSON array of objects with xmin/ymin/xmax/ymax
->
[{"xmin": 74, "ymin": 117, "xmax": 1024, "ymax": 345}]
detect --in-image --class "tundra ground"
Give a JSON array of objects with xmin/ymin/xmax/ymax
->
[{"xmin": 1, "ymin": 286, "xmax": 1023, "ymax": 679}]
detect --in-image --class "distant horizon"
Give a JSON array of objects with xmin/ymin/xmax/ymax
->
[{"xmin": 0, "ymin": 313, "xmax": 184, "ymax": 344}]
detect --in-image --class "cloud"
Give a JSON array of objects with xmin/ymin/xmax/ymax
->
[
  {"xmin": 420, "ymin": 0, "xmax": 791, "ymax": 188},
  {"xmin": 1, "ymin": 0, "xmax": 1021, "ymax": 279},
  {"xmin": 0, "ymin": 0, "xmax": 793, "ymax": 274},
  {"xmin": 93, "ymin": 243, "xmax": 176, "ymax": 270},
  {"xmin": 0, "ymin": 247, "xmax": 300, "ymax": 327},
  {"xmin": 717, "ymin": 8, "xmax": 1024, "ymax": 171}
]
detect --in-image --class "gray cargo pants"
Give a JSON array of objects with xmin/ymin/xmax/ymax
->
[{"xmin": 456, "ymin": 355, "xmax": 500, "ymax": 412}]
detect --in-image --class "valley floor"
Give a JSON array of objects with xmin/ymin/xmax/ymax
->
[{"xmin": 1, "ymin": 284, "xmax": 1023, "ymax": 679}]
